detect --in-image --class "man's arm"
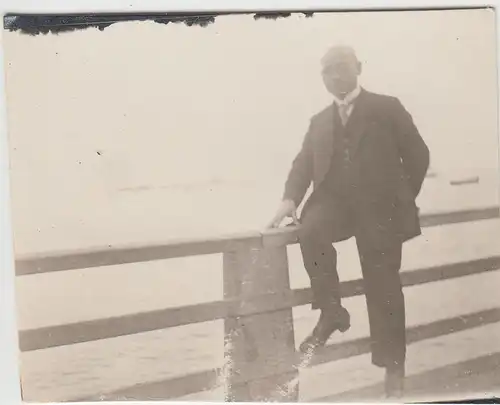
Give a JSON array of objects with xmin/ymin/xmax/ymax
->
[
  {"xmin": 282, "ymin": 121, "xmax": 314, "ymax": 207},
  {"xmin": 391, "ymin": 98, "xmax": 430, "ymax": 197}
]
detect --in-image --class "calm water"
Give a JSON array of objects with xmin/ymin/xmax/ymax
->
[{"xmin": 11, "ymin": 168, "xmax": 499, "ymax": 255}]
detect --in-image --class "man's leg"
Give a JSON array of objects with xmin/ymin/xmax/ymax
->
[
  {"xmin": 298, "ymin": 199, "xmax": 351, "ymax": 353},
  {"xmin": 357, "ymin": 238, "xmax": 406, "ymax": 396}
]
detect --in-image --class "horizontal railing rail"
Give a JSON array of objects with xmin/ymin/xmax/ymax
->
[
  {"xmin": 80, "ymin": 306, "xmax": 500, "ymax": 402},
  {"xmin": 15, "ymin": 206, "xmax": 500, "ymax": 276},
  {"xmin": 19, "ymin": 254, "xmax": 500, "ymax": 352}
]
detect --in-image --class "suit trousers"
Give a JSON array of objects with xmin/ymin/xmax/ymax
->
[{"xmin": 298, "ymin": 192, "xmax": 406, "ymax": 369}]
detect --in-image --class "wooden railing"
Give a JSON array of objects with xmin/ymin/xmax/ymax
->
[{"xmin": 16, "ymin": 205, "xmax": 500, "ymax": 402}]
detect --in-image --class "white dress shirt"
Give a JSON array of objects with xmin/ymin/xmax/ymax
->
[{"xmin": 333, "ymin": 85, "xmax": 361, "ymax": 125}]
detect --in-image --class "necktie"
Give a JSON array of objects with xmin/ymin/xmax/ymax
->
[{"xmin": 338, "ymin": 103, "xmax": 349, "ymax": 126}]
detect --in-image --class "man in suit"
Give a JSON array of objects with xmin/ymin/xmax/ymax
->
[{"xmin": 268, "ymin": 45, "xmax": 430, "ymax": 398}]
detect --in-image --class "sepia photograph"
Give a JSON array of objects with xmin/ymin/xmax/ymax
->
[{"xmin": 2, "ymin": 7, "xmax": 500, "ymax": 403}]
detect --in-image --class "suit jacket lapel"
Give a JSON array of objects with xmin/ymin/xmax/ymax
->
[
  {"xmin": 315, "ymin": 103, "xmax": 336, "ymax": 186},
  {"xmin": 345, "ymin": 89, "xmax": 370, "ymax": 157}
]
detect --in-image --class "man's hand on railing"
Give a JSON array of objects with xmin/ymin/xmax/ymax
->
[{"xmin": 266, "ymin": 199, "xmax": 300, "ymax": 229}]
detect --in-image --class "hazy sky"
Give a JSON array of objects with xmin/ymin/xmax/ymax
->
[{"xmin": 3, "ymin": 9, "xmax": 498, "ymax": 251}]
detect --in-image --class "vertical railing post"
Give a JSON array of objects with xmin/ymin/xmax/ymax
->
[{"xmin": 223, "ymin": 233, "xmax": 298, "ymax": 402}]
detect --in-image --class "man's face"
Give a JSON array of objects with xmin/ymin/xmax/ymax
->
[{"xmin": 321, "ymin": 56, "xmax": 361, "ymax": 99}]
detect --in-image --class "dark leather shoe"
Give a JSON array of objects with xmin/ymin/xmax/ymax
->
[
  {"xmin": 299, "ymin": 307, "xmax": 350, "ymax": 354},
  {"xmin": 385, "ymin": 364, "xmax": 405, "ymax": 399}
]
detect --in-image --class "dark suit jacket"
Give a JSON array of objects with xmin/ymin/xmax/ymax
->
[{"xmin": 283, "ymin": 88, "xmax": 430, "ymax": 243}]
